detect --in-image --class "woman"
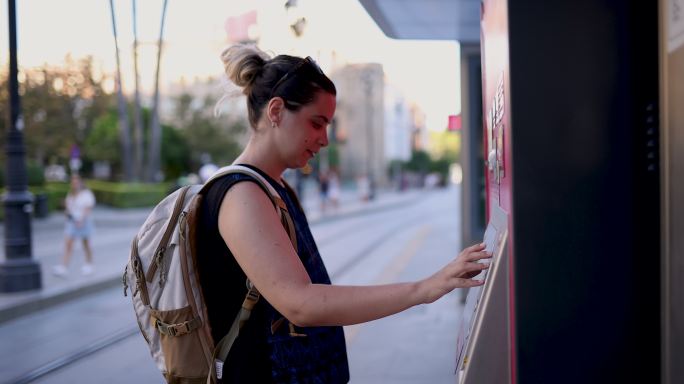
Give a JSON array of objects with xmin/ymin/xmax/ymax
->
[
  {"xmin": 52, "ymin": 174, "xmax": 96, "ymax": 276},
  {"xmin": 196, "ymin": 44, "xmax": 491, "ymax": 383}
]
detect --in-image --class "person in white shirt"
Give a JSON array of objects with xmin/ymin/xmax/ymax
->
[
  {"xmin": 198, "ymin": 153, "xmax": 219, "ymax": 183},
  {"xmin": 53, "ymin": 174, "xmax": 96, "ymax": 276}
]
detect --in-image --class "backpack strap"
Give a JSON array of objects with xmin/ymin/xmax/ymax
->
[
  {"xmin": 207, "ymin": 280, "xmax": 260, "ymax": 383},
  {"xmin": 145, "ymin": 185, "xmax": 192, "ymax": 284}
]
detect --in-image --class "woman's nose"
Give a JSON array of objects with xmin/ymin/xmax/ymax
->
[{"xmin": 320, "ymin": 130, "xmax": 329, "ymax": 147}]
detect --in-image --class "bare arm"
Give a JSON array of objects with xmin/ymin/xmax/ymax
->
[{"xmin": 219, "ymin": 182, "xmax": 491, "ymax": 327}]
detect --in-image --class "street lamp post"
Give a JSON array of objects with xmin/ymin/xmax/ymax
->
[{"xmin": 0, "ymin": 0, "xmax": 42, "ymax": 292}]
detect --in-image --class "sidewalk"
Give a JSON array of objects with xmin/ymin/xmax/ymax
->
[{"xmin": 0, "ymin": 185, "xmax": 424, "ymax": 323}]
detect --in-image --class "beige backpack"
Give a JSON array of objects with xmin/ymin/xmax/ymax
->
[{"xmin": 123, "ymin": 165, "xmax": 298, "ymax": 383}]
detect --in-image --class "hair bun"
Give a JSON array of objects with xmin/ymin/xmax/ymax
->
[{"xmin": 221, "ymin": 44, "xmax": 271, "ymax": 93}]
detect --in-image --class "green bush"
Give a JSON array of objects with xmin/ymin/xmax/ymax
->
[
  {"xmin": 0, "ymin": 180, "xmax": 170, "ymax": 220},
  {"xmin": 27, "ymin": 162, "xmax": 45, "ymax": 186},
  {"xmin": 86, "ymin": 180, "xmax": 170, "ymax": 208},
  {"xmin": 0, "ymin": 182, "xmax": 68, "ymax": 221},
  {"xmin": 44, "ymin": 182, "xmax": 70, "ymax": 211},
  {"xmin": 0, "ymin": 163, "xmax": 45, "ymax": 188}
]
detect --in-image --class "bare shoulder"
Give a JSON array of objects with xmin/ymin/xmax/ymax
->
[
  {"xmin": 217, "ymin": 180, "xmax": 282, "ymax": 241},
  {"xmin": 219, "ymin": 180, "xmax": 275, "ymax": 216},
  {"xmin": 216, "ymin": 178, "xmax": 302, "ymax": 294}
]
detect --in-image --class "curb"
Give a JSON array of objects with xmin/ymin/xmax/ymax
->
[{"xmin": 0, "ymin": 276, "xmax": 122, "ymax": 324}]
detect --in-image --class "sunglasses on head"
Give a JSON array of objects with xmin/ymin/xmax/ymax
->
[{"xmin": 270, "ymin": 56, "xmax": 324, "ymax": 99}]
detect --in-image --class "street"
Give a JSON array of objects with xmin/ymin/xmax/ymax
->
[{"xmin": 0, "ymin": 185, "xmax": 467, "ymax": 384}]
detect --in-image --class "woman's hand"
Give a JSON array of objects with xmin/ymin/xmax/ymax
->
[{"xmin": 419, "ymin": 243, "xmax": 492, "ymax": 304}]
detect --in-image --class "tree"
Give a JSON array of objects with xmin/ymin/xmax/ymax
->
[
  {"xmin": 131, "ymin": 0, "xmax": 145, "ymax": 180},
  {"xmin": 108, "ymin": 0, "xmax": 133, "ymax": 180},
  {"xmin": 173, "ymin": 93, "xmax": 245, "ymax": 171},
  {"xmin": 147, "ymin": 0, "xmax": 170, "ymax": 182},
  {"xmin": 0, "ymin": 57, "xmax": 112, "ymax": 168},
  {"xmin": 428, "ymin": 130, "xmax": 461, "ymax": 163},
  {"xmin": 161, "ymin": 123, "xmax": 190, "ymax": 180},
  {"xmin": 84, "ymin": 111, "xmax": 121, "ymax": 170},
  {"xmin": 85, "ymin": 107, "xmax": 191, "ymax": 181},
  {"xmin": 404, "ymin": 149, "xmax": 432, "ymax": 173}
]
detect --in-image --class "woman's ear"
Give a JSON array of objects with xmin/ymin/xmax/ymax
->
[{"xmin": 266, "ymin": 97, "xmax": 285, "ymax": 126}]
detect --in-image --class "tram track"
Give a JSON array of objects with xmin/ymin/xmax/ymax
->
[
  {"xmin": 329, "ymin": 213, "xmax": 427, "ymax": 280},
  {"xmin": 5, "ymin": 326, "xmax": 139, "ymax": 384},
  {"xmin": 5, "ymin": 192, "xmax": 442, "ymax": 383}
]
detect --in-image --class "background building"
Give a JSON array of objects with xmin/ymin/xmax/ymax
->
[
  {"xmin": 384, "ymin": 83, "xmax": 413, "ymax": 163},
  {"xmin": 330, "ymin": 63, "xmax": 386, "ymax": 185}
]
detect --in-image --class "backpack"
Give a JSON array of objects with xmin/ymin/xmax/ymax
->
[{"xmin": 123, "ymin": 165, "xmax": 299, "ymax": 383}]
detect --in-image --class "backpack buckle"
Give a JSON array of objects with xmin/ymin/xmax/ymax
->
[
  {"xmin": 152, "ymin": 318, "xmax": 172, "ymax": 336},
  {"xmin": 246, "ymin": 289, "xmax": 259, "ymax": 301},
  {"xmin": 153, "ymin": 317, "xmax": 201, "ymax": 337},
  {"xmin": 288, "ymin": 323, "xmax": 307, "ymax": 337},
  {"xmin": 166, "ymin": 324, "xmax": 178, "ymax": 337},
  {"xmin": 152, "ymin": 317, "xmax": 178, "ymax": 336}
]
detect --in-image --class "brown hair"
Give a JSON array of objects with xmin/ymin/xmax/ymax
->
[{"xmin": 221, "ymin": 44, "xmax": 336, "ymax": 128}]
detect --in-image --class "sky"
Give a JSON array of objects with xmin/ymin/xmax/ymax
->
[{"xmin": 0, "ymin": 0, "xmax": 461, "ymax": 132}]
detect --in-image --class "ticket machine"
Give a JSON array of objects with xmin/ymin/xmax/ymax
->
[
  {"xmin": 456, "ymin": 1, "xmax": 662, "ymax": 382},
  {"xmin": 358, "ymin": 0, "xmax": 681, "ymax": 381}
]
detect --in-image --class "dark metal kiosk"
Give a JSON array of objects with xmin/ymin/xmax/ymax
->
[{"xmin": 360, "ymin": 0, "xmax": 684, "ymax": 383}]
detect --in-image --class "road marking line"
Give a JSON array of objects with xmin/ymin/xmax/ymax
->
[{"xmin": 344, "ymin": 225, "xmax": 433, "ymax": 344}]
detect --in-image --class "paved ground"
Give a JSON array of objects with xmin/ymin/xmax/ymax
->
[{"xmin": 0, "ymin": 183, "xmax": 470, "ymax": 384}]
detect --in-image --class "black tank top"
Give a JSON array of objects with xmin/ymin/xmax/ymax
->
[{"xmin": 195, "ymin": 165, "xmax": 349, "ymax": 383}]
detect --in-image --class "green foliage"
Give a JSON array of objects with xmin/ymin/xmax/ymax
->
[
  {"xmin": 44, "ymin": 182, "xmax": 70, "ymax": 211},
  {"xmin": 398, "ymin": 150, "xmax": 454, "ymax": 182},
  {"xmin": 85, "ymin": 112, "xmax": 120, "ymax": 165},
  {"xmin": 404, "ymin": 150, "xmax": 432, "ymax": 173},
  {"xmin": 161, "ymin": 124, "xmax": 190, "ymax": 180},
  {"xmin": 0, "ymin": 183, "xmax": 70, "ymax": 221},
  {"xmin": 84, "ymin": 107, "xmax": 192, "ymax": 181},
  {"xmin": 0, "ymin": 163, "xmax": 45, "ymax": 189},
  {"xmin": 86, "ymin": 180, "xmax": 171, "ymax": 208},
  {"xmin": 429, "ymin": 157, "xmax": 452, "ymax": 178},
  {"xmin": 0, "ymin": 56, "xmax": 113, "ymax": 167},
  {"xmin": 428, "ymin": 130, "xmax": 461, "ymax": 164},
  {"xmin": 327, "ymin": 143, "xmax": 340, "ymax": 169},
  {"xmin": 0, "ymin": 60, "xmax": 243, "ymax": 184},
  {"xmin": 26, "ymin": 162, "xmax": 46, "ymax": 186},
  {"xmin": 1, "ymin": 179, "xmax": 169, "ymax": 220},
  {"xmin": 174, "ymin": 93, "xmax": 245, "ymax": 170}
]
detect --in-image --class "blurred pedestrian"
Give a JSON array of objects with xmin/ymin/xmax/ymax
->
[
  {"xmin": 318, "ymin": 169, "xmax": 330, "ymax": 213},
  {"xmin": 189, "ymin": 44, "xmax": 491, "ymax": 383},
  {"xmin": 328, "ymin": 168, "xmax": 340, "ymax": 211},
  {"xmin": 52, "ymin": 174, "xmax": 96, "ymax": 277},
  {"xmin": 199, "ymin": 153, "xmax": 219, "ymax": 183},
  {"xmin": 357, "ymin": 173, "xmax": 370, "ymax": 202}
]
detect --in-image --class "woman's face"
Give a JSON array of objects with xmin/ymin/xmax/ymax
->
[{"xmin": 276, "ymin": 91, "xmax": 336, "ymax": 169}]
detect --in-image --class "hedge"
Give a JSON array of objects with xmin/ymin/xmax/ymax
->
[
  {"xmin": 0, "ymin": 181, "xmax": 171, "ymax": 220},
  {"xmin": 44, "ymin": 182, "xmax": 71, "ymax": 211},
  {"xmin": 85, "ymin": 180, "xmax": 171, "ymax": 208},
  {"xmin": 0, "ymin": 183, "xmax": 69, "ymax": 221}
]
